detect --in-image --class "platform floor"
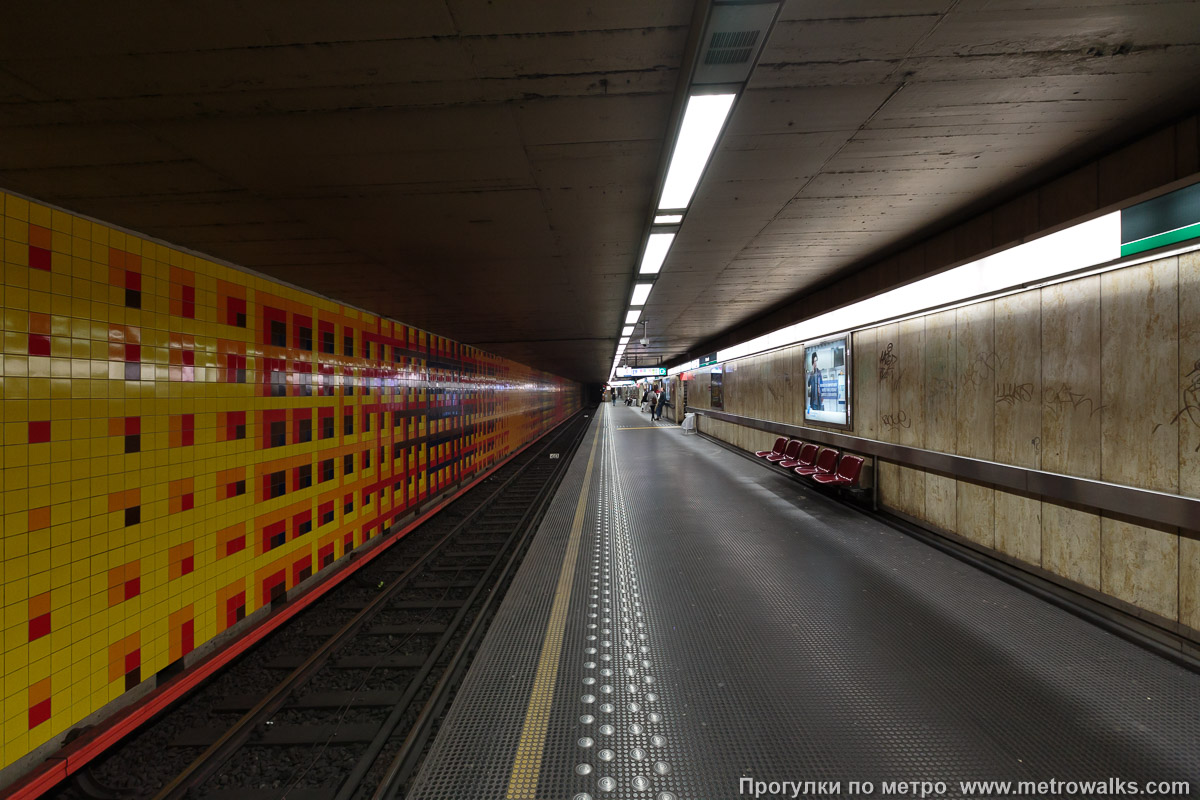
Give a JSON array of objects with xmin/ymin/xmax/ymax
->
[{"xmin": 408, "ymin": 404, "xmax": 1200, "ymax": 800}]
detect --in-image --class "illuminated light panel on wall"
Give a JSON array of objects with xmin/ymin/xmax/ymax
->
[
  {"xmin": 639, "ymin": 233, "xmax": 675, "ymax": 275},
  {"xmin": 630, "ymin": 283, "xmax": 653, "ymax": 306},
  {"xmin": 625, "ymin": 309, "xmax": 642, "ymax": 325},
  {"xmin": 658, "ymin": 93, "xmax": 737, "ymax": 211},
  {"xmin": 622, "ymin": 326, "xmax": 635, "ymax": 337},
  {"xmin": 669, "ymin": 211, "xmax": 1126, "ymax": 375},
  {"xmin": 654, "ymin": 214, "xmax": 683, "ymax": 224}
]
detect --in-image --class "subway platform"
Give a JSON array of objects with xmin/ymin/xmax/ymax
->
[{"xmin": 407, "ymin": 403, "xmax": 1200, "ymax": 800}]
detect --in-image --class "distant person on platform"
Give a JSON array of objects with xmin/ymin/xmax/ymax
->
[
  {"xmin": 807, "ymin": 352, "xmax": 822, "ymax": 412},
  {"xmin": 612, "ymin": 389, "xmax": 617, "ymax": 405},
  {"xmin": 654, "ymin": 386, "xmax": 667, "ymax": 421}
]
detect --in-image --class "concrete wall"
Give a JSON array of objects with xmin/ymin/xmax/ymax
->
[
  {"xmin": 685, "ymin": 250, "xmax": 1200, "ymax": 641},
  {"xmin": 0, "ymin": 190, "xmax": 579, "ymax": 774}
]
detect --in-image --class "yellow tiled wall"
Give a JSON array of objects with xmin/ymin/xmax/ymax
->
[{"xmin": 0, "ymin": 190, "xmax": 579, "ymax": 773}]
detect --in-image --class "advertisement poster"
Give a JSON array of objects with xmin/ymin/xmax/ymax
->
[
  {"xmin": 710, "ymin": 365, "xmax": 724, "ymax": 410},
  {"xmin": 803, "ymin": 337, "xmax": 850, "ymax": 428}
]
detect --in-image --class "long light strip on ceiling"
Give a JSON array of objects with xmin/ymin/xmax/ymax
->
[
  {"xmin": 622, "ymin": 325, "xmax": 635, "ymax": 337},
  {"xmin": 669, "ymin": 212, "xmax": 1127, "ymax": 375},
  {"xmin": 639, "ymin": 232, "xmax": 675, "ymax": 275},
  {"xmin": 658, "ymin": 93, "xmax": 737, "ymax": 211},
  {"xmin": 630, "ymin": 283, "xmax": 653, "ymax": 306},
  {"xmin": 654, "ymin": 214, "xmax": 683, "ymax": 224},
  {"xmin": 625, "ymin": 309, "xmax": 642, "ymax": 325}
]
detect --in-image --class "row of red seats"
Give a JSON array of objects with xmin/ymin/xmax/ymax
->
[{"xmin": 755, "ymin": 437, "xmax": 865, "ymax": 488}]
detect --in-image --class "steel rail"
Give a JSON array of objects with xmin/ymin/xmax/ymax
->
[
  {"xmin": 150, "ymin": 412, "xmax": 587, "ymax": 800},
  {"xmin": 338, "ymin": 412, "xmax": 585, "ymax": 800},
  {"xmin": 364, "ymin": 417, "xmax": 590, "ymax": 796}
]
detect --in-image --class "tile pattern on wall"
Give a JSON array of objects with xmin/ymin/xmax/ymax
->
[{"xmin": 0, "ymin": 191, "xmax": 578, "ymax": 772}]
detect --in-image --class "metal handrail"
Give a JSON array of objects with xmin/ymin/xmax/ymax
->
[{"xmin": 685, "ymin": 406, "xmax": 1200, "ymax": 537}]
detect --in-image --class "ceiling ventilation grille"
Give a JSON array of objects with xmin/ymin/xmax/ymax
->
[
  {"xmin": 692, "ymin": 3, "xmax": 779, "ymax": 85},
  {"xmin": 704, "ymin": 30, "xmax": 760, "ymax": 65}
]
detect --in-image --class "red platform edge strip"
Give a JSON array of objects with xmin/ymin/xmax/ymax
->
[{"xmin": 3, "ymin": 411, "xmax": 580, "ymax": 800}]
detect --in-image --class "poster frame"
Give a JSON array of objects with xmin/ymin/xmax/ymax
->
[{"xmin": 801, "ymin": 335, "xmax": 853, "ymax": 431}]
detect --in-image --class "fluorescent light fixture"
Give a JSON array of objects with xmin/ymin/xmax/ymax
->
[
  {"xmin": 654, "ymin": 214, "xmax": 683, "ymax": 224},
  {"xmin": 658, "ymin": 93, "xmax": 736, "ymax": 211},
  {"xmin": 639, "ymin": 232, "xmax": 674, "ymax": 275},
  {"xmin": 625, "ymin": 309, "xmax": 642, "ymax": 325},
  {"xmin": 630, "ymin": 283, "xmax": 653, "ymax": 306},
  {"xmin": 622, "ymin": 326, "xmax": 634, "ymax": 337},
  {"xmin": 698, "ymin": 213, "xmax": 1123, "ymax": 367},
  {"xmin": 668, "ymin": 211, "xmax": 1134, "ymax": 376},
  {"xmin": 619, "ymin": 337, "xmax": 630, "ymax": 345}
]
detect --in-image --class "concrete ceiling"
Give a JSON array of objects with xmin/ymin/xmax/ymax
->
[{"xmin": 1, "ymin": 1, "xmax": 1198, "ymax": 384}]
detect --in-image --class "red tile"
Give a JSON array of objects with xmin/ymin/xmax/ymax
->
[
  {"xmin": 124, "ymin": 577, "xmax": 140, "ymax": 600},
  {"xmin": 124, "ymin": 649, "xmax": 140, "ymax": 673},
  {"xmin": 28, "ymin": 421, "xmax": 50, "ymax": 444},
  {"xmin": 28, "ymin": 699, "xmax": 50, "ymax": 729},
  {"xmin": 28, "ymin": 246, "xmax": 51, "ymax": 271},
  {"xmin": 28, "ymin": 334, "xmax": 50, "ymax": 356},
  {"xmin": 28, "ymin": 613, "xmax": 50, "ymax": 641}
]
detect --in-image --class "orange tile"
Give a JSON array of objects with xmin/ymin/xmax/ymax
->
[
  {"xmin": 108, "ymin": 644, "xmax": 125, "ymax": 683},
  {"xmin": 28, "ymin": 506, "xmax": 51, "ymax": 531},
  {"xmin": 29, "ymin": 312, "xmax": 51, "ymax": 335},
  {"xmin": 29, "ymin": 677, "xmax": 51, "ymax": 706},
  {"xmin": 108, "ymin": 418, "xmax": 124, "ymax": 437},
  {"xmin": 124, "ymin": 488, "xmax": 140, "ymax": 508},
  {"xmin": 29, "ymin": 224, "xmax": 52, "ymax": 249},
  {"xmin": 108, "ymin": 492, "xmax": 125, "ymax": 513},
  {"xmin": 28, "ymin": 592, "xmax": 51, "ymax": 618}
]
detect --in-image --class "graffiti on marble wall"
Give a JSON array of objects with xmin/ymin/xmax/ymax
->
[
  {"xmin": 995, "ymin": 382, "xmax": 1035, "ymax": 406},
  {"xmin": 1042, "ymin": 383, "xmax": 1105, "ymax": 419},
  {"xmin": 1153, "ymin": 357, "xmax": 1200, "ymax": 450},
  {"xmin": 878, "ymin": 342, "xmax": 898, "ymax": 382}
]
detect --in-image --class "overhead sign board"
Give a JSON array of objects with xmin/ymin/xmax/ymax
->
[
  {"xmin": 698, "ymin": 352, "xmax": 718, "ymax": 366},
  {"xmin": 1121, "ymin": 181, "xmax": 1200, "ymax": 256},
  {"xmin": 616, "ymin": 367, "xmax": 667, "ymax": 377}
]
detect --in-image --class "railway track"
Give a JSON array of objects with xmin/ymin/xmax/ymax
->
[{"xmin": 55, "ymin": 410, "xmax": 592, "ymax": 800}]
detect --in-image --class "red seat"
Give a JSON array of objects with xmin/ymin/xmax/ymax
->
[
  {"xmin": 765, "ymin": 439, "xmax": 801, "ymax": 463},
  {"xmin": 780, "ymin": 442, "xmax": 817, "ymax": 469},
  {"xmin": 756, "ymin": 436, "xmax": 787, "ymax": 459},
  {"xmin": 795, "ymin": 446, "xmax": 838, "ymax": 477},
  {"xmin": 813, "ymin": 454, "xmax": 865, "ymax": 487}
]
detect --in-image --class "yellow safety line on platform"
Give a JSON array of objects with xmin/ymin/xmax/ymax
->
[{"xmin": 504, "ymin": 412, "xmax": 602, "ymax": 799}]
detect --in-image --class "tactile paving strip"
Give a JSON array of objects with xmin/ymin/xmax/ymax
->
[
  {"xmin": 553, "ymin": 407, "xmax": 681, "ymax": 800},
  {"xmin": 412, "ymin": 403, "xmax": 1200, "ymax": 798},
  {"xmin": 405, "ymin": 412, "xmax": 603, "ymax": 800}
]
